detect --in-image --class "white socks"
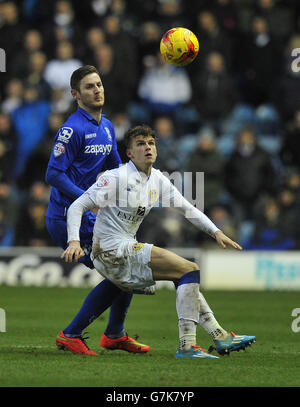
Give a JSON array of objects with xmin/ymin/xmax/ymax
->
[
  {"xmin": 176, "ymin": 283, "xmax": 200, "ymax": 350},
  {"xmin": 176, "ymin": 284, "xmax": 228, "ymax": 349},
  {"xmin": 178, "ymin": 319, "xmax": 197, "ymax": 350},
  {"xmin": 198, "ymin": 292, "xmax": 228, "ymax": 340},
  {"xmin": 176, "ymin": 283, "xmax": 200, "ymax": 322}
]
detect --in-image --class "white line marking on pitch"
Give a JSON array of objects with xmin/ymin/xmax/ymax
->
[{"xmin": 0, "ymin": 345, "xmax": 52, "ymax": 349}]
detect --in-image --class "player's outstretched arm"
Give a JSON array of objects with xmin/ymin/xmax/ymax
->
[
  {"xmin": 159, "ymin": 174, "xmax": 243, "ymax": 250},
  {"xmin": 215, "ymin": 230, "xmax": 243, "ymax": 250},
  {"xmin": 61, "ymin": 241, "xmax": 84, "ymax": 262}
]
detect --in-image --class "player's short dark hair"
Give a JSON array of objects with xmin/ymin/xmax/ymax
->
[
  {"xmin": 124, "ymin": 125, "xmax": 156, "ymax": 148},
  {"xmin": 70, "ymin": 65, "xmax": 101, "ymax": 91}
]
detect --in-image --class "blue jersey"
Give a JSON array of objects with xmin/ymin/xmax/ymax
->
[{"xmin": 46, "ymin": 107, "xmax": 122, "ymax": 219}]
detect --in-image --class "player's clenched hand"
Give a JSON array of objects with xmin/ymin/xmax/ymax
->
[
  {"xmin": 215, "ymin": 231, "xmax": 243, "ymax": 251},
  {"xmin": 61, "ymin": 241, "xmax": 84, "ymax": 262},
  {"xmin": 90, "ymin": 206, "xmax": 99, "ymax": 214}
]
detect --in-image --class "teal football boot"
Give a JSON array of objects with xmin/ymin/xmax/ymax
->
[
  {"xmin": 176, "ymin": 345, "xmax": 219, "ymax": 359},
  {"xmin": 213, "ymin": 331, "xmax": 256, "ymax": 355}
]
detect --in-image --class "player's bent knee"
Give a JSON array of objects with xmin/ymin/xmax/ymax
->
[
  {"xmin": 174, "ymin": 261, "xmax": 199, "ymax": 279},
  {"xmin": 190, "ymin": 261, "xmax": 199, "ymax": 271},
  {"xmin": 183, "ymin": 261, "xmax": 199, "ymax": 273}
]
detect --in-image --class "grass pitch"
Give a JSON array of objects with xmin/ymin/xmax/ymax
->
[{"xmin": 0, "ymin": 286, "xmax": 299, "ymax": 388}]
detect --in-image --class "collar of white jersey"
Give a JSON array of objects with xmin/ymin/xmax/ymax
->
[{"xmin": 128, "ymin": 160, "xmax": 152, "ymax": 182}]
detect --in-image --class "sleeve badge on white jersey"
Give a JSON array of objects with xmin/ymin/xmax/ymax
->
[
  {"xmin": 53, "ymin": 142, "xmax": 66, "ymax": 157},
  {"xmin": 97, "ymin": 176, "xmax": 110, "ymax": 187}
]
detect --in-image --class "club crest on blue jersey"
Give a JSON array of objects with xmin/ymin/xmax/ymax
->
[{"xmin": 57, "ymin": 127, "xmax": 73, "ymax": 143}]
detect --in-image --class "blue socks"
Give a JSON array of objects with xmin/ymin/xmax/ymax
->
[
  {"xmin": 63, "ymin": 279, "xmax": 132, "ymax": 337},
  {"xmin": 174, "ymin": 269, "xmax": 200, "ymax": 289},
  {"xmin": 178, "ymin": 269, "xmax": 200, "ymax": 286},
  {"xmin": 105, "ymin": 291, "xmax": 133, "ymax": 338}
]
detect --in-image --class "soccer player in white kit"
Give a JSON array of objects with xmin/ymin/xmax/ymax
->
[{"xmin": 62, "ymin": 125, "xmax": 256, "ymax": 358}]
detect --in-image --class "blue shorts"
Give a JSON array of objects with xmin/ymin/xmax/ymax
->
[{"xmin": 46, "ymin": 212, "xmax": 96, "ymax": 268}]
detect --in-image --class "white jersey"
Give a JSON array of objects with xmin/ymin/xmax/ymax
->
[{"xmin": 67, "ymin": 160, "xmax": 220, "ymax": 253}]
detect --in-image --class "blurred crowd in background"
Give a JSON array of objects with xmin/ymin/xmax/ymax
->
[{"xmin": 1, "ymin": 0, "xmax": 300, "ymax": 250}]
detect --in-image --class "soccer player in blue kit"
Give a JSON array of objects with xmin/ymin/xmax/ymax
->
[{"xmin": 45, "ymin": 65, "xmax": 150, "ymax": 355}]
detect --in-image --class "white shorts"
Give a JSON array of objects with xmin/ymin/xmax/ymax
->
[{"xmin": 92, "ymin": 239, "xmax": 155, "ymax": 292}]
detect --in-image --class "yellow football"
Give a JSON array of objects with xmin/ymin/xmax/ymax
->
[{"xmin": 160, "ymin": 27, "xmax": 199, "ymax": 66}]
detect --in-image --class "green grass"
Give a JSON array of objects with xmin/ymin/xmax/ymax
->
[{"xmin": 0, "ymin": 286, "xmax": 299, "ymax": 387}]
